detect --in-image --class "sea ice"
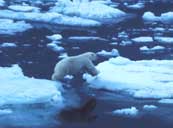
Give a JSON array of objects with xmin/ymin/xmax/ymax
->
[
  {"xmin": 0, "ymin": 65, "xmax": 63, "ymax": 106},
  {"xmin": 84, "ymin": 56, "xmax": 173, "ymax": 99},
  {"xmin": 112, "ymin": 107, "xmax": 138, "ymax": 117},
  {"xmin": 0, "ymin": 19, "xmax": 32, "ymax": 35}
]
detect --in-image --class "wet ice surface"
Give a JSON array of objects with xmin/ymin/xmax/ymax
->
[{"xmin": 0, "ymin": 0, "xmax": 173, "ymax": 128}]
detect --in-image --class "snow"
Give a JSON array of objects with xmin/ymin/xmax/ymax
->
[
  {"xmin": 47, "ymin": 43, "xmax": 65, "ymax": 52},
  {"xmin": 50, "ymin": 0, "xmax": 127, "ymax": 22},
  {"xmin": 46, "ymin": 34, "xmax": 63, "ymax": 41},
  {"xmin": 112, "ymin": 107, "xmax": 138, "ymax": 117},
  {"xmin": 0, "ymin": 109, "xmax": 13, "ymax": 115},
  {"xmin": 0, "ymin": 43, "xmax": 17, "ymax": 48},
  {"xmin": 97, "ymin": 49, "xmax": 119, "ymax": 58},
  {"xmin": 154, "ymin": 37, "xmax": 173, "ymax": 44},
  {"xmin": 143, "ymin": 11, "xmax": 173, "ymax": 24},
  {"xmin": 159, "ymin": 99, "xmax": 173, "ymax": 104},
  {"xmin": 8, "ymin": 5, "xmax": 40, "ymax": 12},
  {"xmin": 0, "ymin": 0, "xmax": 5, "ymax": 7},
  {"xmin": 143, "ymin": 105, "xmax": 157, "ymax": 110},
  {"xmin": 132, "ymin": 37, "xmax": 153, "ymax": 44},
  {"xmin": 0, "ymin": 19, "xmax": 32, "ymax": 35},
  {"xmin": 140, "ymin": 46, "xmax": 166, "ymax": 54},
  {"xmin": 84, "ymin": 56, "xmax": 173, "ymax": 99},
  {"xmin": 0, "ymin": 65, "xmax": 63, "ymax": 106},
  {"xmin": 0, "ymin": 10, "xmax": 100, "ymax": 27}
]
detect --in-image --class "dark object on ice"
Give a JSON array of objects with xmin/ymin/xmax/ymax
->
[{"xmin": 58, "ymin": 98, "xmax": 97, "ymax": 123}]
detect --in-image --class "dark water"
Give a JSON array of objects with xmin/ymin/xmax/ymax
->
[{"xmin": 0, "ymin": 0, "xmax": 173, "ymax": 128}]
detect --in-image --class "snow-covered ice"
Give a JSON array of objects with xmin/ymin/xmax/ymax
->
[
  {"xmin": 0, "ymin": 43, "xmax": 17, "ymax": 48},
  {"xmin": 159, "ymin": 99, "xmax": 173, "ymax": 104},
  {"xmin": 140, "ymin": 46, "xmax": 166, "ymax": 54},
  {"xmin": 0, "ymin": 19, "xmax": 32, "ymax": 35},
  {"xmin": 46, "ymin": 34, "xmax": 63, "ymax": 41},
  {"xmin": 97, "ymin": 49, "xmax": 119, "ymax": 58},
  {"xmin": 131, "ymin": 37, "xmax": 153, "ymax": 44},
  {"xmin": 112, "ymin": 107, "xmax": 138, "ymax": 117},
  {"xmin": 8, "ymin": 5, "xmax": 40, "ymax": 12},
  {"xmin": 47, "ymin": 43, "xmax": 65, "ymax": 52},
  {"xmin": 50, "ymin": 0, "xmax": 128, "ymax": 22},
  {"xmin": 154, "ymin": 37, "xmax": 173, "ymax": 45},
  {"xmin": 0, "ymin": 10, "xmax": 100, "ymax": 27},
  {"xmin": 0, "ymin": 65, "xmax": 63, "ymax": 106},
  {"xmin": 84, "ymin": 56, "xmax": 173, "ymax": 99},
  {"xmin": 143, "ymin": 105, "xmax": 157, "ymax": 110},
  {"xmin": 143, "ymin": 11, "xmax": 173, "ymax": 24}
]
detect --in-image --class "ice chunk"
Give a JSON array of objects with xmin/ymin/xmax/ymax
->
[
  {"xmin": 8, "ymin": 5, "xmax": 40, "ymax": 12},
  {"xmin": 84, "ymin": 57, "xmax": 173, "ymax": 99},
  {"xmin": 0, "ymin": 109, "xmax": 13, "ymax": 115},
  {"xmin": 143, "ymin": 12, "xmax": 160, "ymax": 22},
  {"xmin": 0, "ymin": 43, "xmax": 17, "ymax": 48},
  {"xmin": 112, "ymin": 107, "xmax": 138, "ymax": 117},
  {"xmin": 132, "ymin": 37, "xmax": 153, "ymax": 44},
  {"xmin": 140, "ymin": 46, "xmax": 166, "ymax": 54},
  {"xmin": 159, "ymin": 99, "xmax": 173, "ymax": 104},
  {"xmin": 143, "ymin": 11, "xmax": 173, "ymax": 24},
  {"xmin": 0, "ymin": 65, "xmax": 63, "ymax": 106},
  {"xmin": 127, "ymin": 3, "xmax": 145, "ymax": 10},
  {"xmin": 68, "ymin": 36, "xmax": 109, "ymax": 42},
  {"xmin": 0, "ymin": 19, "xmax": 32, "ymax": 35},
  {"xmin": 97, "ymin": 49, "xmax": 119, "ymax": 58},
  {"xmin": 46, "ymin": 34, "xmax": 63, "ymax": 41},
  {"xmin": 143, "ymin": 105, "xmax": 157, "ymax": 110},
  {"xmin": 47, "ymin": 43, "xmax": 65, "ymax": 52},
  {"xmin": 154, "ymin": 37, "xmax": 173, "ymax": 44}
]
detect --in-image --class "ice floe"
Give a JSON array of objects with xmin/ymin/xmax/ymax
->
[
  {"xmin": 97, "ymin": 49, "xmax": 119, "ymax": 58},
  {"xmin": 143, "ymin": 11, "xmax": 173, "ymax": 24},
  {"xmin": 0, "ymin": 10, "xmax": 100, "ymax": 27},
  {"xmin": 0, "ymin": 109, "xmax": 13, "ymax": 115},
  {"xmin": 0, "ymin": 19, "xmax": 32, "ymax": 35},
  {"xmin": 68, "ymin": 36, "xmax": 109, "ymax": 42},
  {"xmin": 0, "ymin": 65, "xmax": 63, "ymax": 106},
  {"xmin": 159, "ymin": 99, "xmax": 173, "ymax": 104},
  {"xmin": 131, "ymin": 36, "xmax": 153, "ymax": 45},
  {"xmin": 143, "ymin": 105, "xmax": 157, "ymax": 110},
  {"xmin": 140, "ymin": 46, "xmax": 166, "ymax": 54},
  {"xmin": 0, "ymin": 0, "xmax": 5, "ymax": 7},
  {"xmin": 8, "ymin": 5, "xmax": 40, "ymax": 12},
  {"xmin": 112, "ymin": 107, "xmax": 138, "ymax": 117},
  {"xmin": 50, "ymin": 0, "xmax": 131, "ymax": 23},
  {"xmin": 46, "ymin": 34, "xmax": 63, "ymax": 41},
  {"xmin": 154, "ymin": 37, "xmax": 173, "ymax": 45},
  {"xmin": 84, "ymin": 56, "xmax": 173, "ymax": 99},
  {"xmin": 126, "ymin": 2, "xmax": 145, "ymax": 10},
  {"xmin": 47, "ymin": 43, "xmax": 65, "ymax": 52},
  {"xmin": 0, "ymin": 43, "xmax": 17, "ymax": 48}
]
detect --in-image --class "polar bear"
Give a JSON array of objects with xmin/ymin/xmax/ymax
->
[{"xmin": 52, "ymin": 52, "xmax": 99, "ymax": 81}]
